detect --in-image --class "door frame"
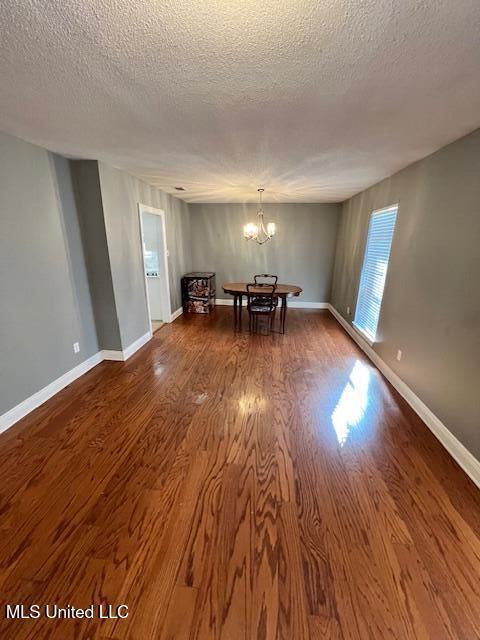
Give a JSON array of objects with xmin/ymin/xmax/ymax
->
[{"xmin": 138, "ymin": 203, "xmax": 172, "ymax": 329}]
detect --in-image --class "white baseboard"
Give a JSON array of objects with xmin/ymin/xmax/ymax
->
[
  {"xmin": 0, "ymin": 331, "xmax": 153, "ymax": 436},
  {"xmin": 0, "ymin": 352, "xmax": 103, "ymax": 436},
  {"xmin": 328, "ymin": 304, "xmax": 480, "ymax": 489},
  {"xmin": 170, "ymin": 306, "xmax": 183, "ymax": 322},
  {"xmin": 102, "ymin": 331, "xmax": 152, "ymax": 362},
  {"xmin": 123, "ymin": 331, "xmax": 151, "ymax": 360},
  {"xmin": 101, "ymin": 349, "xmax": 124, "ymax": 361},
  {"xmin": 216, "ymin": 298, "xmax": 328, "ymax": 309},
  {"xmin": 216, "ymin": 298, "xmax": 242, "ymax": 306},
  {"xmin": 288, "ymin": 301, "xmax": 329, "ymax": 309}
]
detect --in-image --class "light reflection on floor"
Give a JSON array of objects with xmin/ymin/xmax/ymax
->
[
  {"xmin": 331, "ymin": 360, "xmax": 371, "ymax": 446},
  {"xmin": 153, "ymin": 364, "xmax": 165, "ymax": 376},
  {"xmin": 238, "ymin": 394, "xmax": 266, "ymax": 415}
]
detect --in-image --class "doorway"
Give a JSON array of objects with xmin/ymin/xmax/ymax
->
[{"xmin": 138, "ymin": 204, "xmax": 171, "ymax": 333}]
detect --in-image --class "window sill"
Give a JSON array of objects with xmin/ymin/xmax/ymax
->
[{"xmin": 352, "ymin": 322, "xmax": 375, "ymax": 347}]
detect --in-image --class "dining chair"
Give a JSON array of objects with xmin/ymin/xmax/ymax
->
[
  {"xmin": 246, "ymin": 283, "xmax": 277, "ymax": 335},
  {"xmin": 252, "ymin": 274, "xmax": 279, "ymax": 308}
]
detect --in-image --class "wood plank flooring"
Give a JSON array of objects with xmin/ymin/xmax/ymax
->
[{"xmin": 0, "ymin": 307, "xmax": 479, "ymax": 639}]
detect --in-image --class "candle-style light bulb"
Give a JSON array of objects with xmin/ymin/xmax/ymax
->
[{"xmin": 267, "ymin": 222, "xmax": 276, "ymax": 237}]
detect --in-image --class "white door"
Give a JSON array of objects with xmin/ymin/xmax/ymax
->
[{"xmin": 139, "ymin": 207, "xmax": 170, "ymax": 325}]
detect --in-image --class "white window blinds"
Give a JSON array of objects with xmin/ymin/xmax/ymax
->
[{"xmin": 353, "ymin": 205, "xmax": 398, "ymax": 342}]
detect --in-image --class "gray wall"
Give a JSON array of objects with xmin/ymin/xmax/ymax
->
[
  {"xmin": 71, "ymin": 161, "xmax": 122, "ymax": 351},
  {"xmin": 97, "ymin": 163, "xmax": 192, "ymax": 349},
  {"xmin": 0, "ymin": 132, "xmax": 98, "ymax": 414},
  {"xmin": 0, "ymin": 132, "xmax": 192, "ymax": 417},
  {"xmin": 189, "ymin": 203, "xmax": 340, "ymax": 303},
  {"xmin": 331, "ymin": 129, "xmax": 480, "ymax": 459}
]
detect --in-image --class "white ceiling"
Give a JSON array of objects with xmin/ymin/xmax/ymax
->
[{"xmin": 1, "ymin": 0, "xmax": 479, "ymax": 203}]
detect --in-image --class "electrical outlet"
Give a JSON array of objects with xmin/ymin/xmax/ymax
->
[
  {"xmin": 73, "ymin": 342, "xmax": 80, "ymax": 354},
  {"xmin": 347, "ymin": 306, "xmax": 351, "ymax": 315},
  {"xmin": 396, "ymin": 349, "xmax": 402, "ymax": 361}
]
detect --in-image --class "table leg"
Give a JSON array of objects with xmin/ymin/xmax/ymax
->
[
  {"xmin": 281, "ymin": 296, "xmax": 287, "ymax": 333},
  {"xmin": 239, "ymin": 295, "xmax": 243, "ymax": 330},
  {"xmin": 233, "ymin": 295, "xmax": 238, "ymax": 330}
]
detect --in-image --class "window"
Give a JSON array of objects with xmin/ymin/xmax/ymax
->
[
  {"xmin": 144, "ymin": 249, "xmax": 159, "ymax": 273},
  {"xmin": 353, "ymin": 205, "xmax": 398, "ymax": 342}
]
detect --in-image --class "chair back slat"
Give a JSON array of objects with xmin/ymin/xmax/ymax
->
[{"xmin": 253, "ymin": 274, "xmax": 278, "ymax": 286}]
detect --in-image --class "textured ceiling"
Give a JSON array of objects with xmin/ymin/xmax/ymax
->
[{"xmin": 1, "ymin": 0, "xmax": 479, "ymax": 203}]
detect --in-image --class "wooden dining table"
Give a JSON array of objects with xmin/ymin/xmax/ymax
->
[{"xmin": 222, "ymin": 282, "xmax": 303, "ymax": 333}]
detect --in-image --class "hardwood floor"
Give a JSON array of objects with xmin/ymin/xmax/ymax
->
[
  {"xmin": 0, "ymin": 307, "xmax": 479, "ymax": 639},
  {"xmin": 151, "ymin": 321, "xmax": 164, "ymax": 334}
]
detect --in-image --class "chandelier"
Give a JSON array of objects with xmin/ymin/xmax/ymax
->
[{"xmin": 243, "ymin": 188, "xmax": 276, "ymax": 244}]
